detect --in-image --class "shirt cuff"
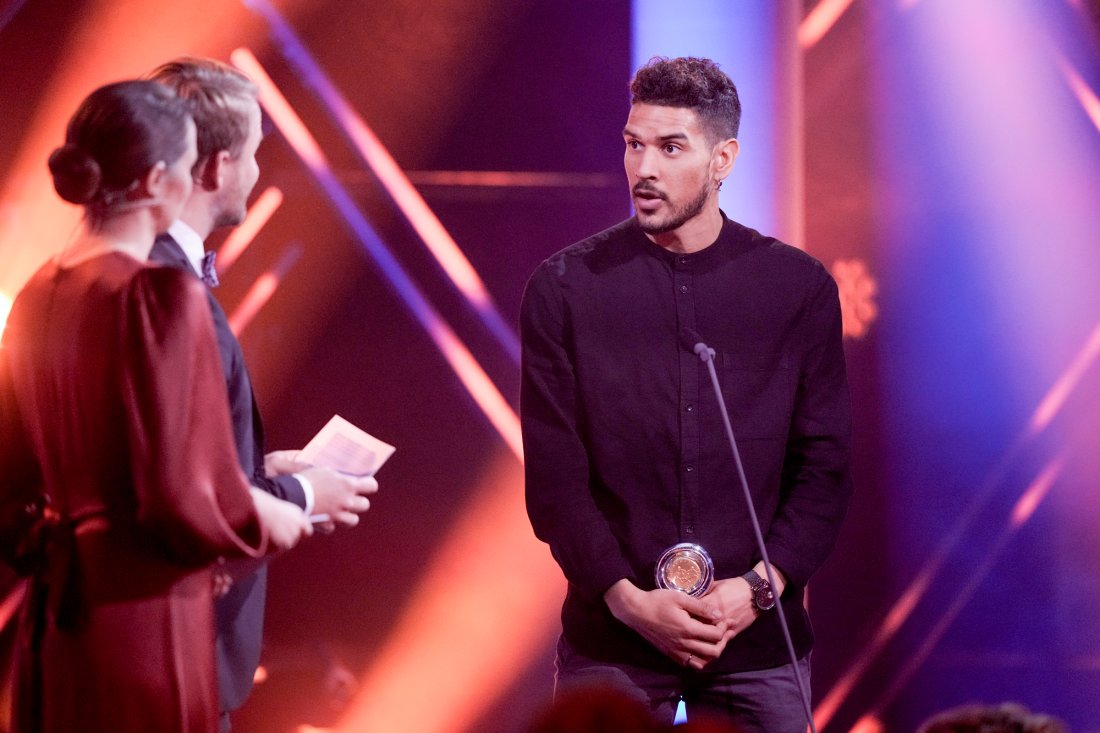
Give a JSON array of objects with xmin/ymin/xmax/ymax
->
[{"xmin": 292, "ymin": 472, "xmax": 315, "ymax": 516}]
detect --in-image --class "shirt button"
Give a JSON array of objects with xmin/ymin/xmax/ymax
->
[
  {"xmin": 679, "ymin": 256, "xmax": 688, "ymax": 264},
  {"xmin": 685, "ymin": 464, "xmax": 694, "ymax": 472},
  {"xmin": 685, "ymin": 524, "xmax": 695, "ymax": 534},
  {"xmin": 679, "ymin": 285, "xmax": 688, "ymax": 294},
  {"xmin": 685, "ymin": 404, "xmax": 694, "ymax": 412}
]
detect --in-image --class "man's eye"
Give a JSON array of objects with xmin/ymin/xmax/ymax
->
[
  {"xmin": 664, "ymin": 144, "xmax": 679, "ymax": 154},
  {"xmin": 627, "ymin": 140, "xmax": 641, "ymax": 150}
]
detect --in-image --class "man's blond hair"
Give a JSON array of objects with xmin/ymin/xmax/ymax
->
[{"xmin": 146, "ymin": 57, "xmax": 259, "ymax": 165}]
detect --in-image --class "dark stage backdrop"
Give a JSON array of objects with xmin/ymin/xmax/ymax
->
[{"xmin": 2, "ymin": 1, "xmax": 1100, "ymax": 732}]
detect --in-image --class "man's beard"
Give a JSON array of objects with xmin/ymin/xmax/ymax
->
[{"xmin": 636, "ymin": 178, "xmax": 713, "ymax": 235}]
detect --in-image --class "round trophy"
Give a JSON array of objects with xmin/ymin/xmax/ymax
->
[{"xmin": 655, "ymin": 543, "xmax": 714, "ymax": 597}]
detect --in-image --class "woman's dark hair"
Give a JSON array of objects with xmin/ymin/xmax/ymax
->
[
  {"xmin": 48, "ymin": 80, "xmax": 192, "ymax": 217},
  {"xmin": 630, "ymin": 56, "xmax": 741, "ymax": 143}
]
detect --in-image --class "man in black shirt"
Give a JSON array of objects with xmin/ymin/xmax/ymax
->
[{"xmin": 520, "ymin": 57, "xmax": 853, "ymax": 732}]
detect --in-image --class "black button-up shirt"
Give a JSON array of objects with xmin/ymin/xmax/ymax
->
[{"xmin": 520, "ymin": 214, "xmax": 853, "ymax": 672}]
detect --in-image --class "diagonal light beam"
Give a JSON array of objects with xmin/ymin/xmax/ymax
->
[
  {"xmin": 1029, "ymin": 322, "xmax": 1100, "ymax": 436},
  {"xmin": 244, "ymin": 0, "xmax": 520, "ymax": 363},
  {"xmin": 799, "ymin": 0, "xmax": 855, "ymax": 50},
  {"xmin": 1057, "ymin": 53, "xmax": 1100, "ymax": 135},
  {"xmin": 814, "ymin": 322, "xmax": 1100, "ymax": 729},
  {"xmin": 0, "ymin": 582, "xmax": 26, "ymax": 634},
  {"xmin": 216, "ymin": 186, "xmax": 284, "ymax": 276},
  {"xmin": 860, "ymin": 454, "xmax": 1067, "ymax": 720},
  {"xmin": 229, "ymin": 48, "xmax": 522, "ymax": 460},
  {"xmin": 0, "ymin": 291, "xmax": 12, "ymax": 341},
  {"xmin": 335, "ymin": 454, "xmax": 563, "ymax": 733},
  {"xmin": 227, "ymin": 243, "xmax": 300, "ymax": 337}
]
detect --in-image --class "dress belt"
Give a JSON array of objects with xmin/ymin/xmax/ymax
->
[{"xmin": 29, "ymin": 504, "xmax": 110, "ymax": 631}]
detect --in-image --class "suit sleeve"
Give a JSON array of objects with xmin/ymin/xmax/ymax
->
[
  {"xmin": 203, "ymin": 288, "xmax": 308, "ymax": 510},
  {"xmin": 520, "ymin": 261, "xmax": 634, "ymax": 601},
  {"xmin": 763, "ymin": 265, "xmax": 854, "ymax": 588},
  {"xmin": 251, "ymin": 460, "xmax": 307, "ymax": 509},
  {"xmin": 121, "ymin": 268, "xmax": 267, "ymax": 565}
]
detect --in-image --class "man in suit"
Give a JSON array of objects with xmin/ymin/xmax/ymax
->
[{"xmin": 146, "ymin": 57, "xmax": 377, "ymax": 731}]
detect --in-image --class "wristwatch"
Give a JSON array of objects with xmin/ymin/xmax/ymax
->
[{"xmin": 741, "ymin": 569, "xmax": 776, "ymax": 611}]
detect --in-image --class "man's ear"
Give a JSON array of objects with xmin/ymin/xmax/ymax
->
[
  {"xmin": 712, "ymin": 137, "xmax": 740, "ymax": 183},
  {"xmin": 140, "ymin": 160, "xmax": 168, "ymax": 200},
  {"xmin": 193, "ymin": 150, "xmax": 231, "ymax": 192}
]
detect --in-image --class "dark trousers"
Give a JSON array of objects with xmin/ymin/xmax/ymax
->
[{"xmin": 555, "ymin": 636, "xmax": 812, "ymax": 733}]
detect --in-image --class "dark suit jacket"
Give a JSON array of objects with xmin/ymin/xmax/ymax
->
[{"xmin": 151, "ymin": 234, "xmax": 306, "ymax": 714}]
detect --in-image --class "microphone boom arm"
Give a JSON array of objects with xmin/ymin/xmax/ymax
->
[{"xmin": 693, "ymin": 340, "xmax": 818, "ymax": 733}]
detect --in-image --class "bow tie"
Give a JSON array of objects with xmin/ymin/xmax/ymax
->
[{"xmin": 200, "ymin": 250, "xmax": 220, "ymax": 288}]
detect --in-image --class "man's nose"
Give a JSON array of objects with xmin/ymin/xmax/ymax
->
[{"xmin": 636, "ymin": 147, "xmax": 659, "ymax": 179}]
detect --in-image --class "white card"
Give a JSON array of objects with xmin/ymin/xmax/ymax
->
[{"xmin": 298, "ymin": 415, "xmax": 395, "ymax": 478}]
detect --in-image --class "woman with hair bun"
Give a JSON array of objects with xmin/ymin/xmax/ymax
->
[{"xmin": 0, "ymin": 80, "xmax": 311, "ymax": 732}]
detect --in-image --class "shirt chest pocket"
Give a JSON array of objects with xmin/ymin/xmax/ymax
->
[{"xmin": 719, "ymin": 352, "xmax": 794, "ymax": 441}]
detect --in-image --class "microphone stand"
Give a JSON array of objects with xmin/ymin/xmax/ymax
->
[{"xmin": 692, "ymin": 340, "xmax": 818, "ymax": 733}]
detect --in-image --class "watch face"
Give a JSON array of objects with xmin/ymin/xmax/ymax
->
[{"xmin": 754, "ymin": 585, "xmax": 776, "ymax": 610}]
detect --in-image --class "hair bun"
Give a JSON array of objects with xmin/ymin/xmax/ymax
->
[{"xmin": 48, "ymin": 143, "xmax": 102, "ymax": 204}]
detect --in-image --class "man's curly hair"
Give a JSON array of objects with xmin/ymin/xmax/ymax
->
[
  {"xmin": 629, "ymin": 56, "xmax": 741, "ymax": 143},
  {"xmin": 917, "ymin": 702, "xmax": 1068, "ymax": 733}
]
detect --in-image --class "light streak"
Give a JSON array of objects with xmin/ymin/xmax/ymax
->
[
  {"xmin": 229, "ymin": 48, "xmax": 523, "ymax": 460},
  {"xmin": 0, "ymin": 291, "xmax": 12, "ymax": 341},
  {"xmin": 402, "ymin": 170, "xmax": 617, "ymax": 189},
  {"xmin": 216, "ymin": 186, "xmax": 284, "ymax": 275},
  {"xmin": 1058, "ymin": 54, "xmax": 1100, "ymax": 135},
  {"xmin": 1029, "ymin": 322, "xmax": 1100, "ymax": 436},
  {"xmin": 227, "ymin": 244, "xmax": 300, "ymax": 337},
  {"xmin": 861, "ymin": 456, "xmax": 1066, "ymax": 719},
  {"xmin": 799, "ymin": 0, "xmax": 855, "ymax": 50},
  {"xmin": 0, "ymin": 582, "xmax": 27, "ymax": 633},
  {"xmin": 336, "ymin": 455, "xmax": 563, "ymax": 733},
  {"xmin": 815, "ymin": 326, "xmax": 1098, "ymax": 728},
  {"xmin": 244, "ymin": 0, "xmax": 520, "ymax": 362}
]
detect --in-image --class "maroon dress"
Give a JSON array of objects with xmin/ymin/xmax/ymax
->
[{"xmin": 0, "ymin": 252, "xmax": 268, "ymax": 732}]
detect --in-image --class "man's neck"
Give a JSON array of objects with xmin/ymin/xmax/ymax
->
[{"xmin": 177, "ymin": 196, "xmax": 216, "ymax": 242}]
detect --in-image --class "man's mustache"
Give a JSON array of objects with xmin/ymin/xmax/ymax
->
[{"xmin": 632, "ymin": 182, "xmax": 666, "ymax": 199}]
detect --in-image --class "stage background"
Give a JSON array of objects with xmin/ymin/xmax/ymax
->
[{"xmin": 1, "ymin": 1, "xmax": 1098, "ymax": 731}]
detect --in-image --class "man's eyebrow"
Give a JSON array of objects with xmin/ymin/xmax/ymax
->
[{"xmin": 622, "ymin": 127, "xmax": 690, "ymax": 143}]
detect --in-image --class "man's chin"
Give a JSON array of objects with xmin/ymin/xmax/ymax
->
[
  {"xmin": 214, "ymin": 210, "xmax": 246, "ymax": 230},
  {"xmin": 638, "ymin": 214, "xmax": 677, "ymax": 235}
]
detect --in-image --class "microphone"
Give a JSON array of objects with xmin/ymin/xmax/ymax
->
[
  {"xmin": 679, "ymin": 327, "xmax": 715, "ymax": 362},
  {"xmin": 686, "ymin": 330, "xmax": 817, "ymax": 733}
]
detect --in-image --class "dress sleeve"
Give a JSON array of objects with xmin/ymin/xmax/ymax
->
[
  {"xmin": 0, "ymin": 339, "xmax": 46, "ymax": 573},
  {"xmin": 520, "ymin": 262, "xmax": 634, "ymax": 600},
  {"xmin": 120, "ymin": 266, "xmax": 267, "ymax": 564},
  {"xmin": 763, "ymin": 265, "xmax": 854, "ymax": 588}
]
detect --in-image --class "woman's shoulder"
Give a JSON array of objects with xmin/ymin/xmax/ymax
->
[
  {"xmin": 130, "ymin": 258, "xmax": 203, "ymax": 296},
  {"xmin": 125, "ymin": 259, "xmax": 209, "ymax": 326}
]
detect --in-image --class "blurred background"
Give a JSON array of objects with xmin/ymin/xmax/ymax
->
[{"xmin": 1, "ymin": 0, "xmax": 1099, "ymax": 731}]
